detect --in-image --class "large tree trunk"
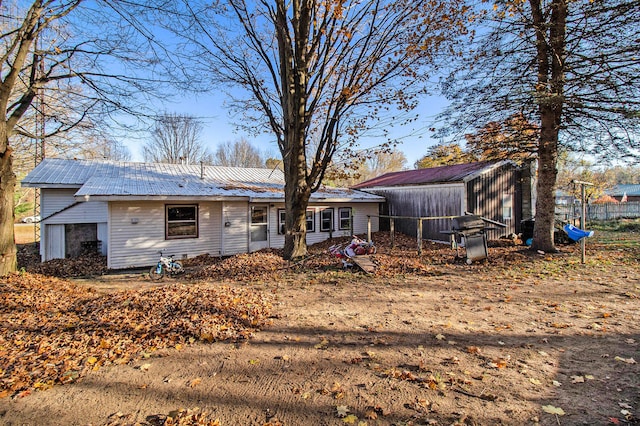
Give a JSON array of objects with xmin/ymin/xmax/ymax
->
[
  {"xmin": 532, "ymin": 124, "xmax": 559, "ymax": 252},
  {"xmin": 283, "ymin": 132, "xmax": 311, "ymax": 260},
  {"xmin": 0, "ymin": 128, "xmax": 17, "ymax": 276},
  {"xmin": 530, "ymin": 0, "xmax": 566, "ymax": 253}
]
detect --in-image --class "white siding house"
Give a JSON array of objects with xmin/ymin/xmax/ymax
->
[{"xmin": 22, "ymin": 159, "xmax": 384, "ymax": 269}]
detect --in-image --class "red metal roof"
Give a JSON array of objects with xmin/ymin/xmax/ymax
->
[{"xmin": 351, "ymin": 161, "xmax": 500, "ymax": 189}]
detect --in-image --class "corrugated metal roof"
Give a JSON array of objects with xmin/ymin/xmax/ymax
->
[
  {"xmin": 351, "ymin": 161, "xmax": 507, "ymax": 189},
  {"xmin": 22, "ymin": 158, "xmax": 383, "ymax": 202},
  {"xmin": 606, "ymin": 184, "xmax": 640, "ymax": 197}
]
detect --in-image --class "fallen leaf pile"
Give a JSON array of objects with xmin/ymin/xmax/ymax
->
[
  {"xmin": 186, "ymin": 250, "xmax": 288, "ymax": 281},
  {"xmin": 0, "ymin": 272, "xmax": 273, "ymax": 397},
  {"xmin": 28, "ymin": 252, "xmax": 108, "ymax": 278},
  {"xmin": 177, "ymin": 231, "xmax": 581, "ymax": 281},
  {"xmin": 301, "ymin": 231, "xmax": 533, "ymax": 276}
]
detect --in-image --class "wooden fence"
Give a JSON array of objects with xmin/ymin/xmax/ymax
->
[{"xmin": 556, "ymin": 201, "xmax": 640, "ymax": 222}]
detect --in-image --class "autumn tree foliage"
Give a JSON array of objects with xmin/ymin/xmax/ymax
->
[
  {"xmin": 325, "ymin": 149, "xmax": 407, "ymax": 186},
  {"xmin": 414, "ymin": 142, "xmax": 475, "ymax": 169},
  {"xmin": 464, "ymin": 113, "xmax": 538, "ymax": 164},
  {"xmin": 147, "ymin": 0, "xmax": 471, "ymax": 259},
  {"xmin": 440, "ymin": 0, "xmax": 640, "ymax": 252}
]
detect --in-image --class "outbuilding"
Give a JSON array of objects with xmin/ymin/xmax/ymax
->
[{"xmin": 352, "ymin": 160, "xmax": 535, "ymax": 242}]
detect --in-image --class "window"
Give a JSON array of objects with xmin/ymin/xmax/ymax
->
[
  {"xmin": 278, "ymin": 209, "xmax": 286, "ymax": 234},
  {"xmin": 306, "ymin": 210, "xmax": 315, "ymax": 232},
  {"xmin": 338, "ymin": 207, "xmax": 352, "ymax": 231},
  {"xmin": 320, "ymin": 208, "xmax": 334, "ymax": 232},
  {"xmin": 166, "ymin": 205, "xmax": 198, "ymax": 239},
  {"xmin": 279, "ymin": 209, "xmax": 315, "ymax": 233},
  {"xmin": 502, "ymin": 194, "xmax": 513, "ymax": 220}
]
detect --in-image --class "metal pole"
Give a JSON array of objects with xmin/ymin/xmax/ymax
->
[
  {"xmin": 572, "ymin": 179, "xmax": 593, "ymax": 264},
  {"xmin": 390, "ymin": 218, "xmax": 395, "ymax": 249},
  {"xmin": 367, "ymin": 216, "xmax": 372, "ymax": 243},
  {"xmin": 417, "ymin": 219, "xmax": 423, "ymax": 255},
  {"xmin": 581, "ymin": 184, "xmax": 586, "ymax": 264}
]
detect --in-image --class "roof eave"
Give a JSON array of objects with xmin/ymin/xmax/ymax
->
[
  {"xmin": 21, "ymin": 183, "xmax": 83, "ymax": 189},
  {"xmin": 75, "ymin": 195, "xmax": 250, "ymax": 202}
]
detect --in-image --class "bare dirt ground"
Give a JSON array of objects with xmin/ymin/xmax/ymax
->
[{"xmin": 1, "ymin": 227, "xmax": 638, "ymax": 426}]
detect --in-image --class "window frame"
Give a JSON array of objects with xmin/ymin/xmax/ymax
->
[
  {"xmin": 338, "ymin": 207, "xmax": 352, "ymax": 231},
  {"xmin": 306, "ymin": 209, "xmax": 315, "ymax": 233},
  {"xmin": 165, "ymin": 204, "xmax": 199, "ymax": 239},
  {"xmin": 502, "ymin": 193, "xmax": 513, "ymax": 220},
  {"xmin": 278, "ymin": 209, "xmax": 286, "ymax": 235},
  {"xmin": 320, "ymin": 208, "xmax": 334, "ymax": 232},
  {"xmin": 278, "ymin": 208, "xmax": 316, "ymax": 234}
]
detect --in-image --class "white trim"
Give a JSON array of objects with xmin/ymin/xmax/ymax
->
[{"xmin": 77, "ymin": 195, "xmax": 248, "ymax": 202}]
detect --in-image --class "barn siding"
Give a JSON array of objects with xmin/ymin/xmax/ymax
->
[
  {"xmin": 108, "ymin": 201, "xmax": 222, "ymax": 269},
  {"xmin": 366, "ymin": 184, "xmax": 465, "ymax": 242},
  {"xmin": 466, "ymin": 163, "xmax": 521, "ymax": 240}
]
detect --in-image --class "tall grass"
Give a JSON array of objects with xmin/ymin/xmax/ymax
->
[{"xmin": 14, "ymin": 224, "xmax": 37, "ymax": 245}]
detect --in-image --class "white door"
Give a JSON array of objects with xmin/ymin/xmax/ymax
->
[
  {"xmin": 249, "ymin": 205, "xmax": 269, "ymax": 251},
  {"xmin": 45, "ymin": 224, "xmax": 65, "ymax": 261}
]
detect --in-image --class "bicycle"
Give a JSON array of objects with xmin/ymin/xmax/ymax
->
[{"xmin": 149, "ymin": 251, "xmax": 184, "ymax": 280}]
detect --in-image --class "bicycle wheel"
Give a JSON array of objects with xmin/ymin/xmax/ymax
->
[
  {"xmin": 171, "ymin": 261, "xmax": 184, "ymax": 274},
  {"xmin": 149, "ymin": 266, "xmax": 164, "ymax": 280}
]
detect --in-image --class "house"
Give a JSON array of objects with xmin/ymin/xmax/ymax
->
[
  {"xmin": 21, "ymin": 158, "xmax": 383, "ymax": 269},
  {"xmin": 352, "ymin": 160, "xmax": 535, "ymax": 242},
  {"xmin": 606, "ymin": 184, "xmax": 640, "ymax": 202}
]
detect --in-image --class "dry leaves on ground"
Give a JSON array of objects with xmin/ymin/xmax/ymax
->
[
  {"xmin": 185, "ymin": 250, "xmax": 288, "ymax": 281},
  {"xmin": 28, "ymin": 252, "xmax": 108, "ymax": 278},
  {"xmin": 0, "ymin": 273, "xmax": 273, "ymax": 398}
]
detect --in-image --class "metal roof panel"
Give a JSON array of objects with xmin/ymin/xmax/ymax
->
[{"xmin": 351, "ymin": 161, "xmax": 503, "ymax": 189}]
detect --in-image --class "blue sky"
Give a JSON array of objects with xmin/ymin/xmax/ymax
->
[{"xmin": 126, "ymin": 91, "xmax": 451, "ymax": 168}]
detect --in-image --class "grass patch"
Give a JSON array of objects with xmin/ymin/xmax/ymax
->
[
  {"xmin": 589, "ymin": 218, "xmax": 640, "ymax": 232},
  {"xmin": 14, "ymin": 224, "xmax": 37, "ymax": 245}
]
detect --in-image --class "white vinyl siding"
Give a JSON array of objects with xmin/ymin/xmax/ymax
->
[
  {"xmin": 40, "ymin": 188, "xmax": 106, "ymax": 225},
  {"xmin": 268, "ymin": 203, "xmax": 379, "ymax": 248},
  {"xmin": 42, "ymin": 201, "xmax": 108, "ymax": 224},
  {"xmin": 97, "ymin": 222, "xmax": 108, "ymax": 256},
  {"xmin": 40, "ymin": 189, "xmax": 77, "ymax": 218},
  {"xmin": 222, "ymin": 202, "xmax": 249, "ymax": 255},
  {"xmin": 39, "ymin": 189, "xmax": 109, "ymax": 259},
  {"xmin": 108, "ymin": 201, "xmax": 222, "ymax": 269},
  {"xmin": 43, "ymin": 224, "xmax": 65, "ymax": 261}
]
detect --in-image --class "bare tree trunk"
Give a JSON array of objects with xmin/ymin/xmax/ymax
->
[
  {"xmin": 283, "ymin": 132, "xmax": 311, "ymax": 260},
  {"xmin": 533, "ymin": 127, "xmax": 559, "ymax": 252},
  {"xmin": 530, "ymin": 0, "xmax": 566, "ymax": 253},
  {"xmin": 0, "ymin": 126, "xmax": 17, "ymax": 275}
]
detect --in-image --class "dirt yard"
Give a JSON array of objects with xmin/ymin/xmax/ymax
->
[{"xmin": 1, "ymin": 227, "xmax": 638, "ymax": 426}]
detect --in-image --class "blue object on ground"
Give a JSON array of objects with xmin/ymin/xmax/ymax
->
[
  {"xmin": 525, "ymin": 238, "xmax": 533, "ymax": 246},
  {"xmin": 563, "ymin": 224, "xmax": 594, "ymax": 241}
]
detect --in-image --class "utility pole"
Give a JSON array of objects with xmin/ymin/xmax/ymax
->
[{"xmin": 33, "ymin": 25, "xmax": 46, "ymax": 245}]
